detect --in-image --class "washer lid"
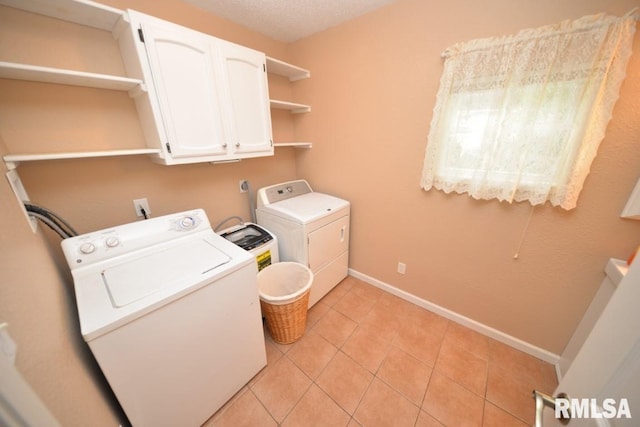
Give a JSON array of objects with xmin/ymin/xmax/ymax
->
[
  {"xmin": 101, "ymin": 238, "xmax": 230, "ymax": 308},
  {"xmin": 258, "ymin": 192, "xmax": 349, "ymax": 224}
]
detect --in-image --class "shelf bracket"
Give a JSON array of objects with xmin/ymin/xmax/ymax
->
[
  {"xmin": 128, "ymin": 82, "xmax": 147, "ymax": 98},
  {"xmin": 4, "ymin": 159, "xmax": 19, "ymax": 171},
  {"xmin": 5, "ymin": 170, "xmax": 37, "ymax": 233}
]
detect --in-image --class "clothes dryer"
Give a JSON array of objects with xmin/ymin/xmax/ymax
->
[{"xmin": 256, "ymin": 180, "xmax": 350, "ymax": 307}]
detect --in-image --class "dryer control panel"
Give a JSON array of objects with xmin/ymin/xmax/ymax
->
[{"xmin": 256, "ymin": 180, "xmax": 313, "ymax": 207}]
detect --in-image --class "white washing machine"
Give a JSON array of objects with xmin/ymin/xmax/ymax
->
[
  {"xmin": 256, "ymin": 180, "xmax": 350, "ymax": 307},
  {"xmin": 61, "ymin": 209, "xmax": 266, "ymax": 427}
]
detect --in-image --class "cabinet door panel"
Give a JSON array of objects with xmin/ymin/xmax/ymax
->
[
  {"xmin": 142, "ymin": 22, "xmax": 227, "ymax": 158},
  {"xmin": 217, "ymin": 41, "xmax": 273, "ymax": 155}
]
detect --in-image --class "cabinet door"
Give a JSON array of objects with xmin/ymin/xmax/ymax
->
[
  {"xmin": 216, "ymin": 40, "xmax": 273, "ymax": 157},
  {"xmin": 141, "ymin": 20, "xmax": 227, "ymax": 158}
]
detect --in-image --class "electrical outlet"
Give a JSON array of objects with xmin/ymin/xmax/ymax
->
[
  {"xmin": 133, "ymin": 198, "xmax": 150, "ymax": 217},
  {"xmin": 239, "ymin": 180, "xmax": 248, "ymax": 193},
  {"xmin": 397, "ymin": 262, "xmax": 406, "ymax": 274}
]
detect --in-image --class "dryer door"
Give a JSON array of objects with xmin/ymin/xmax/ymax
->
[{"xmin": 308, "ymin": 215, "xmax": 349, "ymax": 271}]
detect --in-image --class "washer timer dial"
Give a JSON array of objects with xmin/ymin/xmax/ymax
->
[
  {"xmin": 80, "ymin": 242, "xmax": 96, "ymax": 254},
  {"xmin": 105, "ymin": 236, "xmax": 120, "ymax": 248},
  {"xmin": 176, "ymin": 215, "xmax": 199, "ymax": 231}
]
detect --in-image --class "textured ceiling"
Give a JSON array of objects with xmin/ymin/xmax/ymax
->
[{"xmin": 183, "ymin": 0, "xmax": 396, "ymax": 42}]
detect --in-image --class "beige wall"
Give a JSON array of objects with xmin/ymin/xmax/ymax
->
[
  {"xmin": 289, "ymin": 0, "xmax": 640, "ymax": 355},
  {"xmin": 1, "ymin": 0, "xmax": 640, "ymax": 425}
]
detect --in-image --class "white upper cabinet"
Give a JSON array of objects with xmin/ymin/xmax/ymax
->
[
  {"xmin": 216, "ymin": 39, "xmax": 273, "ymax": 156},
  {"xmin": 119, "ymin": 10, "xmax": 273, "ymax": 165},
  {"xmin": 140, "ymin": 18, "xmax": 227, "ymax": 159}
]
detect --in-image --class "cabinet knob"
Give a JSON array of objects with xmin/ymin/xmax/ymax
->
[
  {"xmin": 235, "ymin": 142, "xmax": 240, "ymax": 148},
  {"xmin": 222, "ymin": 143, "xmax": 228, "ymax": 148}
]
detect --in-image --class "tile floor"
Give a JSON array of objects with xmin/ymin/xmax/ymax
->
[{"xmin": 205, "ymin": 276, "xmax": 558, "ymax": 426}]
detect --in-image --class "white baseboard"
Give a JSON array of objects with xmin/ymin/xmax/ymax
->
[{"xmin": 348, "ymin": 268, "xmax": 561, "ymax": 366}]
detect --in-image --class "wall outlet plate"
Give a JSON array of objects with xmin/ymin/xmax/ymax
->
[
  {"xmin": 133, "ymin": 198, "xmax": 150, "ymax": 217},
  {"xmin": 397, "ymin": 262, "xmax": 406, "ymax": 274}
]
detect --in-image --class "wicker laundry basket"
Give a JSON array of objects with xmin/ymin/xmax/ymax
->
[{"xmin": 257, "ymin": 262, "xmax": 313, "ymax": 344}]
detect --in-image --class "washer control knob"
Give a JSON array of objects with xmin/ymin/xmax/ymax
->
[
  {"xmin": 80, "ymin": 242, "xmax": 96, "ymax": 254},
  {"xmin": 178, "ymin": 216, "xmax": 196, "ymax": 230},
  {"xmin": 105, "ymin": 236, "xmax": 120, "ymax": 248}
]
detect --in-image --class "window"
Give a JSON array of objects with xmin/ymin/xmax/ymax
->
[{"xmin": 421, "ymin": 11, "xmax": 637, "ymax": 209}]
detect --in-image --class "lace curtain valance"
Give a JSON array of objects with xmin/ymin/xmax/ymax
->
[{"xmin": 420, "ymin": 10, "xmax": 637, "ymax": 209}]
